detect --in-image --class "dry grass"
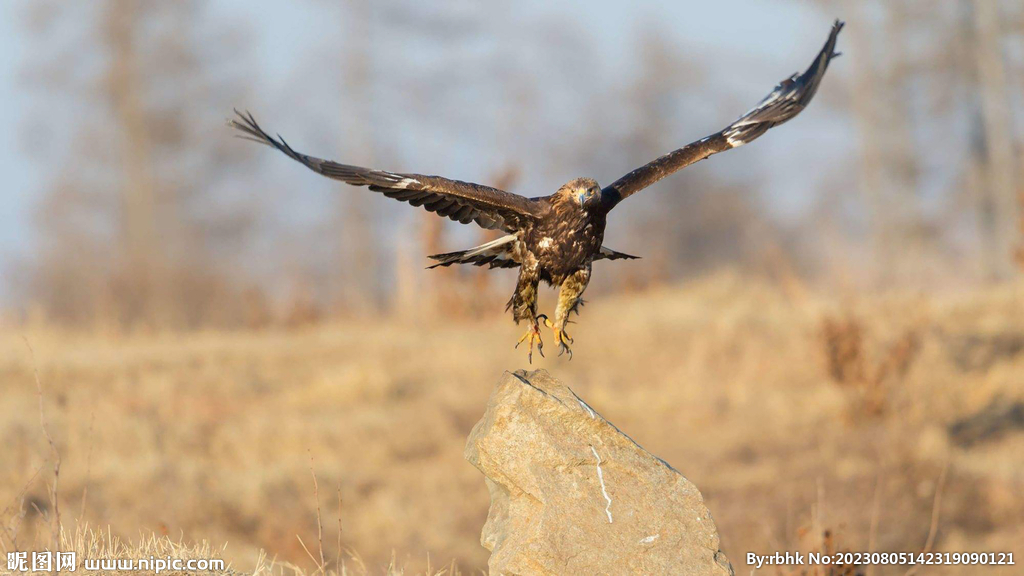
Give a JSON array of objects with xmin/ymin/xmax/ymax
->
[
  {"xmin": 818, "ymin": 314, "xmax": 921, "ymax": 418},
  {"xmin": 2, "ymin": 272, "xmax": 1022, "ymax": 574}
]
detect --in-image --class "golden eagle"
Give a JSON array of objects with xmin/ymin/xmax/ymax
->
[{"xmin": 230, "ymin": 20, "xmax": 843, "ymax": 361}]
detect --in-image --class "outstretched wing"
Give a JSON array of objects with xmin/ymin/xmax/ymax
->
[
  {"xmin": 602, "ymin": 19, "xmax": 843, "ymax": 209},
  {"xmin": 229, "ymin": 111, "xmax": 544, "ymax": 231}
]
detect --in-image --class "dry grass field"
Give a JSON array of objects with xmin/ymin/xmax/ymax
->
[{"xmin": 2, "ymin": 272, "xmax": 1023, "ymax": 574}]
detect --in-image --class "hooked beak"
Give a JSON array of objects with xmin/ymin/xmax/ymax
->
[{"xmin": 576, "ymin": 192, "xmax": 587, "ymax": 205}]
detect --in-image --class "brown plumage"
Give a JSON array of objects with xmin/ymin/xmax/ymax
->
[{"xmin": 229, "ymin": 20, "xmax": 843, "ymax": 362}]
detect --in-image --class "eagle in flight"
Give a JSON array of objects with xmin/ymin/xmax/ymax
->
[{"xmin": 231, "ymin": 20, "xmax": 842, "ymax": 362}]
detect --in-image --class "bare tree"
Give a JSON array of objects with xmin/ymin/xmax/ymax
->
[
  {"xmin": 21, "ymin": 1, "xmax": 260, "ymax": 328},
  {"xmin": 335, "ymin": 0, "xmax": 380, "ymax": 315},
  {"xmin": 106, "ymin": 0, "xmax": 165, "ymax": 323},
  {"xmin": 970, "ymin": 0, "xmax": 1018, "ymax": 278},
  {"xmin": 847, "ymin": 2, "xmax": 931, "ymax": 284}
]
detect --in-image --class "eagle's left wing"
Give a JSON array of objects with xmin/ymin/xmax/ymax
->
[
  {"xmin": 229, "ymin": 111, "xmax": 545, "ymax": 232},
  {"xmin": 601, "ymin": 19, "xmax": 843, "ymax": 209}
]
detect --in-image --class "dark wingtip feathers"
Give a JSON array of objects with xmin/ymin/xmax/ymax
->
[
  {"xmin": 227, "ymin": 109, "xmax": 275, "ymax": 148},
  {"xmin": 227, "ymin": 110, "xmax": 312, "ymax": 169},
  {"xmin": 826, "ymin": 19, "xmax": 845, "ymax": 61}
]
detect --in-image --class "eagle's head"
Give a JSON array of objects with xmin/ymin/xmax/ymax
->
[{"xmin": 560, "ymin": 177, "xmax": 602, "ymax": 209}]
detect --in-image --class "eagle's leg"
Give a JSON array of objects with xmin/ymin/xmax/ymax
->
[
  {"xmin": 508, "ymin": 263, "xmax": 544, "ymax": 363},
  {"xmin": 547, "ymin": 266, "xmax": 591, "ymax": 359}
]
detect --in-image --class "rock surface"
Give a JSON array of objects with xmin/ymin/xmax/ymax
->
[{"xmin": 465, "ymin": 369, "xmax": 734, "ymax": 575}]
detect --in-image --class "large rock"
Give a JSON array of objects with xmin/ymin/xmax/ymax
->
[{"xmin": 465, "ymin": 369, "xmax": 733, "ymax": 575}]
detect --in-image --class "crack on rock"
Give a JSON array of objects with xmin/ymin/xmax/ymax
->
[
  {"xmin": 510, "ymin": 370, "xmax": 567, "ymax": 408},
  {"xmin": 590, "ymin": 446, "xmax": 613, "ymax": 524},
  {"xmin": 569, "ymin": 388, "xmax": 598, "ymax": 419}
]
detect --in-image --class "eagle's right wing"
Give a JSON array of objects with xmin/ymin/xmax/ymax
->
[
  {"xmin": 229, "ymin": 111, "xmax": 545, "ymax": 232},
  {"xmin": 601, "ymin": 20, "xmax": 843, "ymax": 209}
]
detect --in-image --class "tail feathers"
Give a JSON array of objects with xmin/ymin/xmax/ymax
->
[
  {"xmin": 427, "ymin": 252, "xmax": 518, "ymax": 269},
  {"xmin": 596, "ymin": 246, "xmax": 641, "ymax": 261},
  {"xmin": 427, "ymin": 234, "xmax": 518, "ymax": 269},
  {"xmin": 428, "ymin": 237, "xmax": 638, "ymax": 268}
]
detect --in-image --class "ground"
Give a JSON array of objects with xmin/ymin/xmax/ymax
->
[{"xmin": 2, "ymin": 272, "xmax": 1022, "ymax": 574}]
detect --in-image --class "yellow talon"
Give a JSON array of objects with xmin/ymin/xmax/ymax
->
[
  {"xmin": 515, "ymin": 320, "xmax": 545, "ymax": 364},
  {"xmin": 518, "ymin": 315, "xmax": 574, "ymax": 361},
  {"xmin": 551, "ymin": 325, "xmax": 574, "ymax": 359}
]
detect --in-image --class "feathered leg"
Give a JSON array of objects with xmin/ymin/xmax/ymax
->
[
  {"xmin": 547, "ymin": 266, "xmax": 591, "ymax": 359},
  {"xmin": 507, "ymin": 260, "xmax": 544, "ymax": 363}
]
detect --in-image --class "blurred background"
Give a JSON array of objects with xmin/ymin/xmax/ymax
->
[{"xmin": 1, "ymin": 0, "xmax": 1022, "ymax": 574}]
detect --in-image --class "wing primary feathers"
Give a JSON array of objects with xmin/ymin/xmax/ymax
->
[
  {"xmin": 723, "ymin": 19, "xmax": 843, "ymax": 146},
  {"xmin": 601, "ymin": 20, "xmax": 843, "ymax": 208}
]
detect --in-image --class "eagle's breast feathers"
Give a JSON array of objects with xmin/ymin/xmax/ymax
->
[{"xmin": 518, "ymin": 194, "xmax": 607, "ymax": 285}]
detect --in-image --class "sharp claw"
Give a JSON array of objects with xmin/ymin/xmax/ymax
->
[{"xmin": 547, "ymin": 324, "xmax": 574, "ymax": 359}]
